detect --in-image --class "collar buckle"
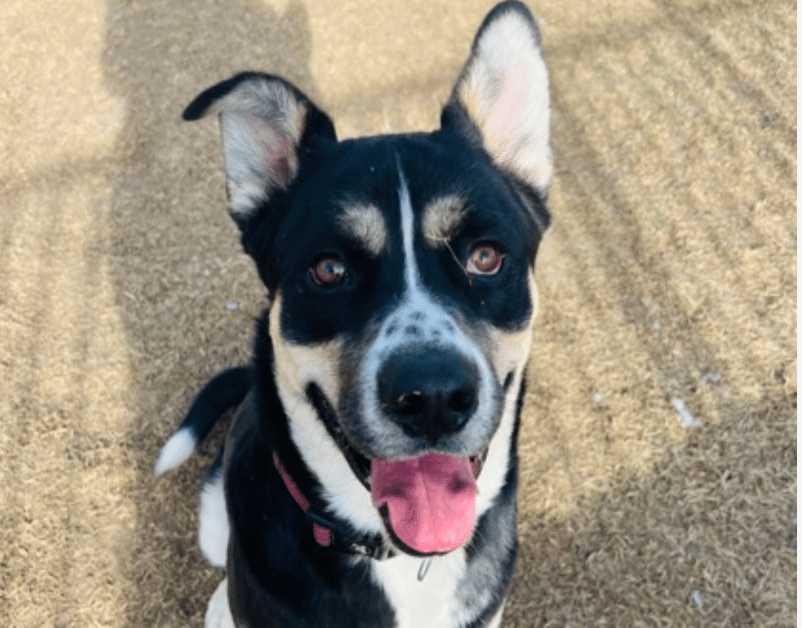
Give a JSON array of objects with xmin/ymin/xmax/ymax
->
[{"xmin": 307, "ymin": 510, "xmax": 396, "ymax": 560}]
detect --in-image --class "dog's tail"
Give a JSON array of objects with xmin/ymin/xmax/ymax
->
[{"xmin": 155, "ymin": 366, "xmax": 253, "ymax": 476}]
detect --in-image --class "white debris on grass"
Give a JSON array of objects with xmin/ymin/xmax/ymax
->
[
  {"xmin": 690, "ymin": 589, "xmax": 705, "ymax": 609},
  {"xmin": 700, "ymin": 371, "xmax": 721, "ymax": 386},
  {"xmin": 672, "ymin": 397, "xmax": 703, "ymax": 429}
]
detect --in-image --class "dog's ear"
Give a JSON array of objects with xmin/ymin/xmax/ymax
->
[
  {"xmin": 183, "ymin": 72, "xmax": 336, "ymax": 228},
  {"xmin": 442, "ymin": 1, "xmax": 552, "ymax": 197}
]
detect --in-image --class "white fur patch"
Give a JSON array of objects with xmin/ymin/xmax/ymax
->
[
  {"xmin": 370, "ymin": 551, "xmax": 467, "ymax": 628},
  {"xmin": 205, "ymin": 578, "xmax": 235, "ymax": 628},
  {"xmin": 474, "ymin": 366, "xmax": 523, "ymax": 519},
  {"xmin": 487, "ymin": 602, "xmax": 506, "ymax": 628},
  {"xmin": 154, "ymin": 427, "xmax": 196, "ymax": 476},
  {"xmin": 198, "ymin": 469, "xmax": 230, "ymax": 568}
]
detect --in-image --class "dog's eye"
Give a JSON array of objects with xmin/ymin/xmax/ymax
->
[
  {"xmin": 466, "ymin": 243, "xmax": 504, "ymax": 276},
  {"xmin": 312, "ymin": 256, "xmax": 347, "ymax": 287}
]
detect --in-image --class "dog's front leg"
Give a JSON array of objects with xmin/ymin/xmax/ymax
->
[
  {"xmin": 486, "ymin": 602, "xmax": 506, "ymax": 628},
  {"xmin": 205, "ymin": 578, "xmax": 236, "ymax": 628}
]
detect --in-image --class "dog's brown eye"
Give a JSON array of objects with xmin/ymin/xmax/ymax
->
[
  {"xmin": 312, "ymin": 256, "xmax": 347, "ymax": 287},
  {"xmin": 466, "ymin": 243, "xmax": 504, "ymax": 276}
]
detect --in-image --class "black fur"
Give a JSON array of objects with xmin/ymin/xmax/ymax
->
[{"xmin": 174, "ymin": 366, "xmax": 252, "ymax": 443}]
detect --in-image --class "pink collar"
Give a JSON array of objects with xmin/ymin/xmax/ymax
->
[
  {"xmin": 271, "ymin": 451, "xmax": 396, "ymax": 560},
  {"xmin": 272, "ymin": 452, "xmax": 333, "ymax": 547}
]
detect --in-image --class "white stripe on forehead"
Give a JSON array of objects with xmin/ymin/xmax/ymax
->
[{"xmin": 397, "ymin": 164, "xmax": 422, "ymax": 295}]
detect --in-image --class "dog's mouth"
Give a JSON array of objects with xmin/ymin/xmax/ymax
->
[
  {"xmin": 371, "ymin": 450, "xmax": 486, "ymax": 556},
  {"xmin": 305, "ymin": 383, "xmax": 488, "ymax": 555}
]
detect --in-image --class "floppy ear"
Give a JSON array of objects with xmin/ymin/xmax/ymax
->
[
  {"xmin": 183, "ymin": 72, "xmax": 337, "ymax": 228},
  {"xmin": 443, "ymin": 1, "xmax": 552, "ymax": 197}
]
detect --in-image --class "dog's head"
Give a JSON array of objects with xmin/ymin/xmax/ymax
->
[{"xmin": 185, "ymin": 1, "xmax": 551, "ymax": 557}]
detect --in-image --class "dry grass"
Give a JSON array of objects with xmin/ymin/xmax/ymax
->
[{"xmin": 0, "ymin": 0, "xmax": 795, "ymax": 626}]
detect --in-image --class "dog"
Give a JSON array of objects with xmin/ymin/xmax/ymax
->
[{"xmin": 155, "ymin": 2, "xmax": 552, "ymax": 626}]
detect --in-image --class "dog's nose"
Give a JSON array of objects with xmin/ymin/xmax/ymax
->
[{"xmin": 378, "ymin": 347, "xmax": 479, "ymax": 440}]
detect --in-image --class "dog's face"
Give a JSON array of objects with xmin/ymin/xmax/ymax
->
[{"xmin": 185, "ymin": 2, "xmax": 551, "ymax": 557}]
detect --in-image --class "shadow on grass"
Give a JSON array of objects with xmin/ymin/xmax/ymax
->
[{"xmin": 102, "ymin": 0, "xmax": 317, "ymax": 624}]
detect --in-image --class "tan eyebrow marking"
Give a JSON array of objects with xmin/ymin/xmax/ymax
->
[
  {"xmin": 337, "ymin": 203, "xmax": 388, "ymax": 256},
  {"xmin": 422, "ymin": 195, "xmax": 467, "ymax": 246}
]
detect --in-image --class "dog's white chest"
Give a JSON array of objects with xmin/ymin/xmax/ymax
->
[{"xmin": 370, "ymin": 552, "xmax": 469, "ymax": 628}]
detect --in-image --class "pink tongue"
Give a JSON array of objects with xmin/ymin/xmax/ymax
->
[{"xmin": 371, "ymin": 453, "xmax": 477, "ymax": 554}]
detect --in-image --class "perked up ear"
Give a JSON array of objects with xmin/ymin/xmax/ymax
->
[
  {"xmin": 183, "ymin": 72, "xmax": 336, "ymax": 227},
  {"xmin": 444, "ymin": 1, "xmax": 552, "ymax": 197}
]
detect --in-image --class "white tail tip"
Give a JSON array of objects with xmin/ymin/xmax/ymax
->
[{"xmin": 154, "ymin": 428, "xmax": 197, "ymax": 476}]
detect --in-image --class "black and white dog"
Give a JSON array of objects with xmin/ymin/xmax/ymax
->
[{"xmin": 155, "ymin": 2, "xmax": 552, "ymax": 626}]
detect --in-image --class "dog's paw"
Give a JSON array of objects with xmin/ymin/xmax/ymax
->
[
  {"xmin": 205, "ymin": 578, "xmax": 236, "ymax": 628},
  {"xmin": 487, "ymin": 601, "xmax": 506, "ymax": 628},
  {"xmin": 198, "ymin": 469, "xmax": 230, "ymax": 568}
]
